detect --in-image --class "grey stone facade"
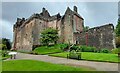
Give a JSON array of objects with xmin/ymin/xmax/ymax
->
[{"xmin": 74, "ymin": 24, "xmax": 116, "ymax": 50}]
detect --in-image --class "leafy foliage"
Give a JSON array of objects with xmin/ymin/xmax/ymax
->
[
  {"xmin": 69, "ymin": 45, "xmax": 97, "ymax": 52},
  {"xmin": 40, "ymin": 28, "xmax": 59, "ymax": 45},
  {"xmin": 0, "ymin": 44, "xmax": 7, "ymax": 50},
  {"xmin": 115, "ymin": 19, "xmax": 120, "ymax": 48},
  {"xmin": 111, "ymin": 48, "xmax": 120, "ymax": 54},
  {"xmin": 70, "ymin": 45, "xmax": 80, "ymax": 51},
  {"xmin": 59, "ymin": 43, "xmax": 69, "ymax": 51},
  {"xmin": 84, "ymin": 26, "xmax": 90, "ymax": 31},
  {"xmin": 100, "ymin": 48, "xmax": 110, "ymax": 53},
  {"xmin": 2, "ymin": 38, "xmax": 11, "ymax": 50},
  {"xmin": 115, "ymin": 36, "xmax": 120, "ymax": 48},
  {"xmin": 116, "ymin": 19, "xmax": 120, "ymax": 37},
  {"xmin": 80, "ymin": 45, "xmax": 96, "ymax": 52},
  {"xmin": 2, "ymin": 50, "xmax": 8, "ymax": 57},
  {"xmin": 68, "ymin": 50, "xmax": 81, "ymax": 60}
]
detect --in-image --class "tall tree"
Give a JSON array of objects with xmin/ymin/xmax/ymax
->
[
  {"xmin": 2, "ymin": 38, "xmax": 11, "ymax": 50},
  {"xmin": 116, "ymin": 15, "xmax": 120, "ymax": 36},
  {"xmin": 115, "ymin": 15, "xmax": 120, "ymax": 48},
  {"xmin": 40, "ymin": 28, "xmax": 59, "ymax": 45}
]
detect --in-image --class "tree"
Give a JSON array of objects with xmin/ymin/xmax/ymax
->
[
  {"xmin": 0, "ymin": 44, "xmax": 7, "ymax": 50},
  {"xmin": 115, "ymin": 36, "xmax": 120, "ymax": 48},
  {"xmin": 2, "ymin": 38, "xmax": 11, "ymax": 50},
  {"xmin": 84, "ymin": 26, "xmax": 90, "ymax": 31},
  {"xmin": 116, "ymin": 19, "xmax": 120, "ymax": 36},
  {"xmin": 115, "ymin": 16, "xmax": 120, "ymax": 48},
  {"xmin": 40, "ymin": 28, "xmax": 59, "ymax": 45}
]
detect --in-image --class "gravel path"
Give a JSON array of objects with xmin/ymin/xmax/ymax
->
[{"xmin": 6, "ymin": 52, "xmax": 119, "ymax": 71}]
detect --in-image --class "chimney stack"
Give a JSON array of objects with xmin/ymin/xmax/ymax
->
[
  {"xmin": 74, "ymin": 6, "xmax": 77, "ymax": 13},
  {"xmin": 42, "ymin": 7, "xmax": 46, "ymax": 12}
]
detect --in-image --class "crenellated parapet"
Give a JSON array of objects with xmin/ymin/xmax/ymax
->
[
  {"xmin": 13, "ymin": 18, "xmax": 26, "ymax": 31},
  {"xmin": 13, "ymin": 7, "xmax": 62, "ymax": 31}
]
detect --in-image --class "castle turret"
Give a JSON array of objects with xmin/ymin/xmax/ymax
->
[{"xmin": 41, "ymin": 7, "xmax": 50, "ymax": 18}]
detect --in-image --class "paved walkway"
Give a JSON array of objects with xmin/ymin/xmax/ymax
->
[{"xmin": 6, "ymin": 53, "xmax": 118, "ymax": 71}]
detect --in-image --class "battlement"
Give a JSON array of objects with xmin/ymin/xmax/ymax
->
[{"xmin": 13, "ymin": 7, "xmax": 62, "ymax": 29}]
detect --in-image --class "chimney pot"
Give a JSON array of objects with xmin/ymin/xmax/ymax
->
[{"xmin": 74, "ymin": 6, "xmax": 77, "ymax": 13}]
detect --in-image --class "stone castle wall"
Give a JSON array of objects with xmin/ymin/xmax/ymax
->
[
  {"xmin": 74, "ymin": 24, "xmax": 116, "ymax": 50},
  {"xmin": 13, "ymin": 19, "xmax": 35, "ymax": 52},
  {"xmin": 62, "ymin": 7, "xmax": 84, "ymax": 44},
  {"xmin": 13, "ymin": 10, "xmax": 62, "ymax": 51}
]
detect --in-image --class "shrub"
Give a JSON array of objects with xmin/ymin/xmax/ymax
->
[
  {"xmin": 59, "ymin": 43, "xmax": 69, "ymax": 51},
  {"xmin": 2, "ymin": 50, "xmax": 8, "ymax": 57},
  {"xmin": 0, "ymin": 44, "xmax": 7, "ymax": 50},
  {"xmin": 68, "ymin": 50, "xmax": 81, "ymax": 60},
  {"xmin": 111, "ymin": 48, "xmax": 120, "ymax": 54},
  {"xmin": 70, "ymin": 45, "xmax": 80, "ymax": 51},
  {"xmin": 80, "ymin": 45, "xmax": 96, "ymax": 52},
  {"xmin": 115, "ymin": 37, "xmax": 120, "ymax": 48},
  {"xmin": 76, "ymin": 47, "xmax": 81, "ymax": 52},
  {"xmin": 100, "ymin": 48, "xmax": 110, "ymax": 53}
]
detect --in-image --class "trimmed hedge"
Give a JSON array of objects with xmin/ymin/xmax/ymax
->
[
  {"xmin": 69, "ymin": 45, "xmax": 97, "ymax": 52},
  {"xmin": 59, "ymin": 43, "xmax": 69, "ymax": 51},
  {"xmin": 80, "ymin": 45, "xmax": 96, "ymax": 52}
]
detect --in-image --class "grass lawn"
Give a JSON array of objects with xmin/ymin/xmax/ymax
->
[
  {"xmin": 33, "ymin": 44, "xmax": 63, "ymax": 55},
  {"xmin": 2, "ymin": 59, "xmax": 94, "ymax": 71},
  {"xmin": 49, "ymin": 52, "xmax": 119, "ymax": 63}
]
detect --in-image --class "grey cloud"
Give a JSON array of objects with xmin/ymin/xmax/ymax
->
[
  {"xmin": 84, "ymin": 2, "xmax": 118, "ymax": 27},
  {"xmin": 1, "ymin": 2, "xmax": 118, "ymax": 41}
]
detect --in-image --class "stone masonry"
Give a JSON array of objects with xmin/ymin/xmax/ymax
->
[
  {"xmin": 74, "ymin": 24, "xmax": 116, "ymax": 50},
  {"xmin": 13, "ymin": 6, "xmax": 116, "ymax": 52}
]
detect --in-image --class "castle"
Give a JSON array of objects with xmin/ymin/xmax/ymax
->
[{"xmin": 13, "ymin": 6, "xmax": 116, "ymax": 52}]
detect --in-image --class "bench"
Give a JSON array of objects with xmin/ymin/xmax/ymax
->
[{"xmin": 8, "ymin": 52, "xmax": 17, "ymax": 59}]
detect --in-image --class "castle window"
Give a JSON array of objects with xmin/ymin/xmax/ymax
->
[
  {"xmin": 68, "ymin": 15, "xmax": 70, "ymax": 17},
  {"xmin": 94, "ymin": 29, "xmax": 96, "ymax": 31},
  {"xmin": 39, "ymin": 22, "xmax": 42, "ymax": 26}
]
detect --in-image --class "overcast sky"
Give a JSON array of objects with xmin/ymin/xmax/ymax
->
[{"xmin": 1, "ymin": 2, "xmax": 119, "ymax": 41}]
